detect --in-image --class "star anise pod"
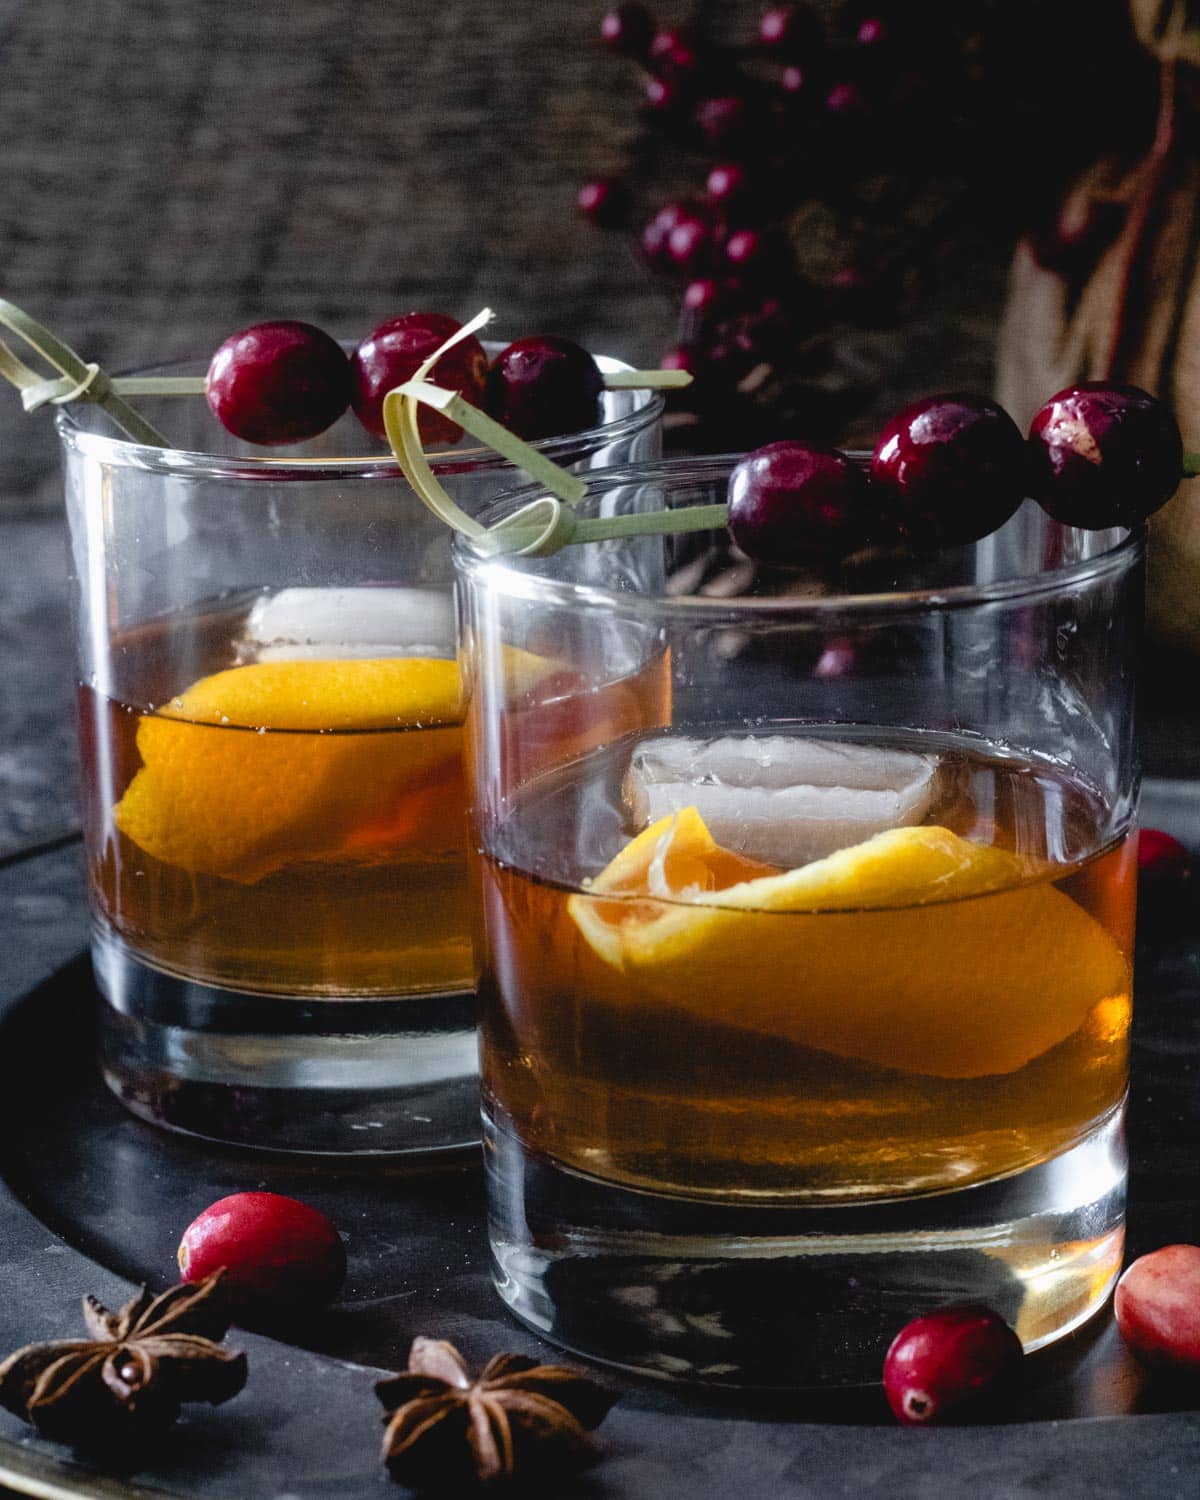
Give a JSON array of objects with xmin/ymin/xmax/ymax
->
[
  {"xmin": 0, "ymin": 1271, "xmax": 247, "ymax": 1448},
  {"xmin": 375, "ymin": 1336, "xmax": 616, "ymax": 1489}
]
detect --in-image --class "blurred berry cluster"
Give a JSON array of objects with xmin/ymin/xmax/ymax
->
[{"xmin": 581, "ymin": 2, "xmax": 1157, "ymax": 450}]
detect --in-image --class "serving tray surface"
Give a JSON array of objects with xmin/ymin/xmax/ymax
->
[{"xmin": 0, "ymin": 783, "xmax": 1197, "ymax": 1500}]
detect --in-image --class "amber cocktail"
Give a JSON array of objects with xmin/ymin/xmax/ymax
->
[
  {"xmin": 456, "ymin": 456, "xmax": 1141, "ymax": 1385},
  {"xmin": 60, "ymin": 357, "xmax": 662, "ymax": 1154}
]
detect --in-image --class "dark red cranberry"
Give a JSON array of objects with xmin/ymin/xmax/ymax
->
[
  {"xmin": 643, "ymin": 74, "xmax": 684, "ymax": 119},
  {"xmin": 578, "ymin": 177, "xmax": 632, "ymax": 229},
  {"xmin": 1137, "ymin": 828, "xmax": 1193, "ymax": 934},
  {"xmin": 1027, "ymin": 383, "xmax": 1184, "ymax": 529},
  {"xmin": 725, "ymin": 228, "xmax": 787, "ymax": 280},
  {"xmin": 684, "ymin": 278, "xmax": 723, "ymax": 314},
  {"xmin": 642, "ymin": 201, "xmax": 688, "ymax": 267},
  {"xmin": 695, "ymin": 94, "xmax": 760, "ymax": 152},
  {"xmin": 883, "ymin": 1306, "xmax": 1022, "ymax": 1425},
  {"xmin": 759, "ymin": 4, "xmax": 824, "ymax": 59},
  {"xmin": 486, "ymin": 335, "xmax": 604, "ymax": 441},
  {"xmin": 649, "ymin": 26, "xmax": 701, "ymax": 79},
  {"xmin": 1114, "ymin": 1245, "xmax": 1200, "ymax": 1371},
  {"xmin": 206, "ymin": 321, "xmax": 351, "ymax": 446},
  {"xmin": 600, "ymin": 3, "xmax": 655, "ymax": 59},
  {"xmin": 857, "ymin": 16, "xmax": 890, "ymax": 45},
  {"xmin": 706, "ymin": 161, "xmax": 753, "ymax": 210},
  {"xmin": 813, "ymin": 637, "xmax": 857, "ymax": 678},
  {"xmin": 871, "ymin": 393, "xmax": 1028, "ymax": 547},
  {"xmin": 727, "ymin": 441, "xmax": 873, "ymax": 565},
  {"xmin": 350, "ymin": 313, "xmax": 487, "ymax": 445},
  {"xmin": 661, "ymin": 346, "xmax": 699, "ymax": 375},
  {"xmin": 178, "ymin": 1192, "xmax": 346, "ymax": 1314},
  {"xmin": 667, "ymin": 209, "xmax": 717, "ymax": 275},
  {"xmin": 826, "ymin": 79, "xmax": 870, "ymax": 117}
]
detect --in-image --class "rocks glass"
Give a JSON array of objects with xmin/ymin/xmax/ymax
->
[
  {"xmin": 455, "ymin": 455, "xmax": 1141, "ymax": 1385},
  {"xmin": 60, "ymin": 358, "xmax": 660, "ymax": 1155}
]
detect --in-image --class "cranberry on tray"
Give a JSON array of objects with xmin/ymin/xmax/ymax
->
[
  {"xmin": 883, "ymin": 1304, "xmax": 1023, "ymax": 1425},
  {"xmin": 1114, "ymin": 1244, "xmax": 1200, "ymax": 1372},
  {"xmin": 178, "ymin": 1191, "xmax": 346, "ymax": 1316},
  {"xmin": 206, "ymin": 320, "xmax": 352, "ymax": 446},
  {"xmin": 351, "ymin": 312, "xmax": 488, "ymax": 445}
]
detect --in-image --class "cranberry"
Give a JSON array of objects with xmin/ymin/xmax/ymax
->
[
  {"xmin": 1137, "ymin": 828, "xmax": 1193, "ymax": 934},
  {"xmin": 649, "ymin": 27, "xmax": 705, "ymax": 86},
  {"xmin": 695, "ymin": 94, "xmax": 760, "ymax": 152},
  {"xmin": 643, "ymin": 73, "xmax": 683, "ymax": 119},
  {"xmin": 642, "ymin": 201, "xmax": 688, "ymax": 267},
  {"xmin": 883, "ymin": 1305, "xmax": 1022, "ymax": 1425},
  {"xmin": 1027, "ymin": 383, "xmax": 1184, "ymax": 529},
  {"xmin": 667, "ymin": 209, "xmax": 717, "ymax": 275},
  {"xmin": 857, "ymin": 16, "xmax": 890, "ymax": 45},
  {"xmin": 727, "ymin": 441, "xmax": 872, "ymax": 565},
  {"xmin": 578, "ymin": 177, "xmax": 632, "ymax": 229},
  {"xmin": 661, "ymin": 346, "xmax": 699, "ymax": 375},
  {"xmin": 1114, "ymin": 1245, "xmax": 1200, "ymax": 1372},
  {"xmin": 600, "ymin": 3, "xmax": 655, "ymax": 59},
  {"xmin": 725, "ymin": 228, "xmax": 767, "ymax": 271},
  {"xmin": 178, "ymin": 1192, "xmax": 346, "ymax": 1314},
  {"xmin": 486, "ymin": 335, "xmax": 604, "ymax": 441},
  {"xmin": 205, "ymin": 321, "xmax": 351, "ymax": 446},
  {"xmin": 871, "ymin": 393, "xmax": 1028, "ymax": 547},
  {"xmin": 706, "ymin": 161, "xmax": 754, "ymax": 212},
  {"xmin": 350, "ymin": 313, "xmax": 488, "ymax": 445},
  {"xmin": 683, "ymin": 278, "xmax": 723, "ymax": 315},
  {"xmin": 813, "ymin": 637, "xmax": 857, "ymax": 678},
  {"xmin": 826, "ymin": 79, "xmax": 870, "ymax": 118},
  {"xmin": 759, "ymin": 4, "xmax": 824, "ymax": 59}
]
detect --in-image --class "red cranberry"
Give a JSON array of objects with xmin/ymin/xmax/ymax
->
[
  {"xmin": 642, "ymin": 201, "xmax": 689, "ymax": 267},
  {"xmin": 726, "ymin": 228, "xmax": 767, "ymax": 271},
  {"xmin": 706, "ymin": 161, "xmax": 754, "ymax": 210},
  {"xmin": 206, "ymin": 321, "xmax": 351, "ymax": 446},
  {"xmin": 578, "ymin": 177, "xmax": 632, "ymax": 229},
  {"xmin": 177, "ymin": 1192, "xmax": 346, "ymax": 1314},
  {"xmin": 695, "ymin": 94, "xmax": 759, "ymax": 152},
  {"xmin": 667, "ymin": 209, "xmax": 717, "ymax": 275},
  {"xmin": 350, "ymin": 313, "xmax": 488, "ymax": 445},
  {"xmin": 1114, "ymin": 1245, "xmax": 1200, "ymax": 1372},
  {"xmin": 727, "ymin": 441, "xmax": 873, "ymax": 565},
  {"xmin": 759, "ymin": 4, "xmax": 824, "ymax": 59},
  {"xmin": 826, "ymin": 79, "xmax": 870, "ymax": 117},
  {"xmin": 684, "ymin": 278, "xmax": 723, "ymax": 314},
  {"xmin": 857, "ymin": 16, "xmax": 890, "ymax": 45},
  {"xmin": 661, "ymin": 346, "xmax": 699, "ymax": 375},
  {"xmin": 649, "ymin": 27, "xmax": 704, "ymax": 85},
  {"xmin": 871, "ymin": 392, "xmax": 1028, "ymax": 547},
  {"xmin": 1137, "ymin": 828, "xmax": 1193, "ymax": 933},
  {"xmin": 1027, "ymin": 383, "xmax": 1184, "ymax": 529},
  {"xmin": 813, "ymin": 637, "xmax": 857, "ymax": 678},
  {"xmin": 643, "ymin": 74, "xmax": 683, "ymax": 119},
  {"xmin": 486, "ymin": 335, "xmax": 604, "ymax": 441},
  {"xmin": 600, "ymin": 3, "xmax": 655, "ymax": 59},
  {"xmin": 883, "ymin": 1305, "xmax": 1022, "ymax": 1425}
]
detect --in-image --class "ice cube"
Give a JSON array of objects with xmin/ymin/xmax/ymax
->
[
  {"xmin": 240, "ymin": 587, "xmax": 455, "ymax": 662},
  {"xmin": 623, "ymin": 735, "xmax": 937, "ymax": 867}
]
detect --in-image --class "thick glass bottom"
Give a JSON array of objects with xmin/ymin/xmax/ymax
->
[
  {"xmin": 485, "ymin": 1102, "xmax": 1127, "ymax": 1387},
  {"xmin": 94, "ymin": 926, "xmax": 480, "ymax": 1156}
]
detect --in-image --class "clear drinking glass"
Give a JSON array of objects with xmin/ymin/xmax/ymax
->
[
  {"xmin": 455, "ymin": 455, "xmax": 1141, "ymax": 1385},
  {"xmin": 60, "ymin": 355, "xmax": 661, "ymax": 1156}
]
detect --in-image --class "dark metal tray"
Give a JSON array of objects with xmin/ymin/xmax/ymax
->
[{"xmin": 1, "ymin": 782, "xmax": 1198, "ymax": 1499}]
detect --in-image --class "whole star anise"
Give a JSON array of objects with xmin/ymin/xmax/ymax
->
[
  {"xmin": 0, "ymin": 1272, "xmax": 247, "ymax": 1448},
  {"xmin": 375, "ymin": 1337, "xmax": 616, "ymax": 1489}
]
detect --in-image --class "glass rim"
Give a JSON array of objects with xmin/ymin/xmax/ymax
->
[
  {"xmin": 454, "ymin": 454, "xmax": 1146, "ymax": 620},
  {"xmin": 54, "ymin": 348, "xmax": 664, "ymax": 481}
]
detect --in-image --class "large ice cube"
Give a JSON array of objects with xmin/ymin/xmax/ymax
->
[
  {"xmin": 240, "ymin": 587, "xmax": 455, "ymax": 662},
  {"xmin": 623, "ymin": 735, "xmax": 938, "ymax": 867}
]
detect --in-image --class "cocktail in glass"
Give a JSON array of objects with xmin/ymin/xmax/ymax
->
[
  {"xmin": 61, "ymin": 356, "xmax": 661, "ymax": 1154},
  {"xmin": 456, "ymin": 456, "xmax": 1139, "ymax": 1384}
]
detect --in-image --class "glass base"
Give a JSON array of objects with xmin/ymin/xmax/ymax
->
[
  {"xmin": 93, "ymin": 927, "xmax": 480, "ymax": 1157},
  {"xmin": 485, "ymin": 1102, "xmax": 1127, "ymax": 1387}
]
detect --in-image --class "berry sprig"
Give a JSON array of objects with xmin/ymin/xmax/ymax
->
[{"xmin": 0, "ymin": 301, "xmax": 689, "ymax": 449}]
